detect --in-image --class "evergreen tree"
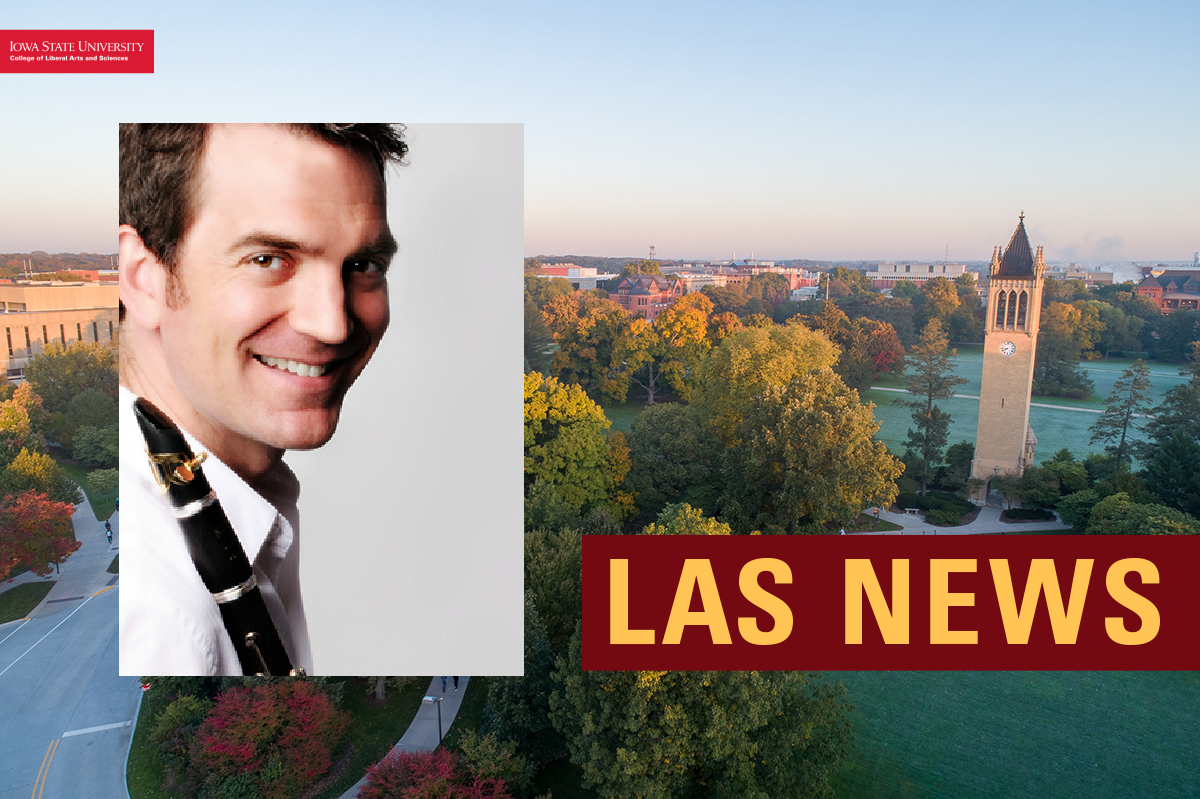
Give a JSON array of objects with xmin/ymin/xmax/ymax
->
[
  {"xmin": 1142, "ymin": 426, "xmax": 1200, "ymax": 516},
  {"xmin": 896, "ymin": 319, "xmax": 968, "ymax": 495},
  {"xmin": 1089, "ymin": 359, "xmax": 1154, "ymax": 479}
]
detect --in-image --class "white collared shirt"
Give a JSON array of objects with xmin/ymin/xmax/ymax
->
[{"xmin": 118, "ymin": 386, "xmax": 312, "ymax": 676}]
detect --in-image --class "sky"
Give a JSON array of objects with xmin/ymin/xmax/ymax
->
[{"xmin": 2, "ymin": 0, "xmax": 1197, "ymax": 265}]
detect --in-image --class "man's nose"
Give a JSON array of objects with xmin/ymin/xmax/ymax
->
[{"xmin": 289, "ymin": 265, "xmax": 351, "ymax": 343}]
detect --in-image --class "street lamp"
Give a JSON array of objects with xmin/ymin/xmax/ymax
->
[{"xmin": 422, "ymin": 695, "xmax": 443, "ymax": 745}]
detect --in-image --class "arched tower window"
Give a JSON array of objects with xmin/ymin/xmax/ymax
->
[
  {"xmin": 1005, "ymin": 290, "xmax": 1017, "ymax": 329},
  {"xmin": 1016, "ymin": 290, "xmax": 1028, "ymax": 331},
  {"xmin": 995, "ymin": 290, "xmax": 1008, "ymax": 329}
]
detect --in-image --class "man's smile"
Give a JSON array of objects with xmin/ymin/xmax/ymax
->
[{"xmin": 253, "ymin": 354, "xmax": 339, "ymax": 378}]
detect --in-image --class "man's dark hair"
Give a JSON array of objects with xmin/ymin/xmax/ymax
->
[{"xmin": 119, "ymin": 123, "xmax": 408, "ymax": 272}]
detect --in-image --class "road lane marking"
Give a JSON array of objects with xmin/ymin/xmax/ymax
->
[
  {"xmin": 61, "ymin": 720, "xmax": 132, "ymax": 738},
  {"xmin": 0, "ymin": 617, "xmax": 32, "ymax": 647},
  {"xmin": 0, "ymin": 593, "xmax": 98, "ymax": 677},
  {"xmin": 32, "ymin": 738, "xmax": 58, "ymax": 799},
  {"xmin": 92, "ymin": 585, "xmax": 115, "ymax": 597}
]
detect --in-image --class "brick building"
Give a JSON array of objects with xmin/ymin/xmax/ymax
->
[
  {"xmin": 1137, "ymin": 270, "xmax": 1200, "ymax": 312},
  {"xmin": 610, "ymin": 274, "xmax": 684, "ymax": 321},
  {"xmin": 0, "ymin": 283, "xmax": 119, "ymax": 382}
]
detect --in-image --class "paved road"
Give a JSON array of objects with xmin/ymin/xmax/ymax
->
[{"xmin": 0, "ymin": 499, "xmax": 140, "ymax": 799}]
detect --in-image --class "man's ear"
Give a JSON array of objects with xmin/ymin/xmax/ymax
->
[{"xmin": 119, "ymin": 224, "xmax": 168, "ymax": 330}]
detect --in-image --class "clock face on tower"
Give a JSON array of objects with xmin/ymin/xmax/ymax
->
[{"xmin": 999, "ymin": 341, "xmax": 1016, "ymax": 356}]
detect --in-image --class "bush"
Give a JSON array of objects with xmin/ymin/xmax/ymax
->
[
  {"xmin": 191, "ymin": 680, "xmax": 349, "ymax": 799},
  {"xmin": 926, "ymin": 507, "xmax": 967, "ymax": 526},
  {"xmin": 1002, "ymin": 508, "xmax": 1055, "ymax": 521},
  {"xmin": 358, "ymin": 748, "xmax": 511, "ymax": 799}
]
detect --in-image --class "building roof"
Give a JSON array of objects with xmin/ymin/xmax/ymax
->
[
  {"xmin": 995, "ymin": 214, "xmax": 1035, "ymax": 277},
  {"xmin": 1140, "ymin": 270, "xmax": 1200, "ymax": 292}
]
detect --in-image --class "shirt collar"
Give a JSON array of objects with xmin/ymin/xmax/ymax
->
[{"xmin": 119, "ymin": 386, "xmax": 299, "ymax": 565}]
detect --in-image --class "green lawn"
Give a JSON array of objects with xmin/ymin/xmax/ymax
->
[
  {"xmin": 825, "ymin": 671, "xmax": 1200, "ymax": 799},
  {"xmin": 108, "ymin": 555, "xmax": 119, "ymax": 574},
  {"xmin": 601, "ymin": 351, "xmax": 1185, "ymax": 466},
  {"xmin": 53, "ymin": 456, "xmax": 116, "ymax": 520},
  {"xmin": 441, "ymin": 675, "xmax": 490, "ymax": 751},
  {"xmin": 127, "ymin": 678, "xmax": 430, "ymax": 799},
  {"xmin": 0, "ymin": 580, "xmax": 55, "ymax": 623},
  {"xmin": 871, "ymin": 350, "xmax": 1188, "ymax": 467}
]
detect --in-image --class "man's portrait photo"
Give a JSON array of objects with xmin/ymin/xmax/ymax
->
[{"xmin": 118, "ymin": 123, "xmax": 523, "ymax": 676}]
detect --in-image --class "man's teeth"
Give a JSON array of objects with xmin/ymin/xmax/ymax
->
[{"xmin": 258, "ymin": 356, "xmax": 328, "ymax": 377}]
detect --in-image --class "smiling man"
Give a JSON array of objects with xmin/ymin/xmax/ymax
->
[{"xmin": 118, "ymin": 124, "xmax": 407, "ymax": 675}]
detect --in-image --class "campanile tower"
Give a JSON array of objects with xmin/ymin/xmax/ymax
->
[{"xmin": 972, "ymin": 214, "xmax": 1046, "ymax": 489}]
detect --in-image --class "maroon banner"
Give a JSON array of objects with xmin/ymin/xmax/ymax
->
[
  {"xmin": 583, "ymin": 535, "xmax": 1199, "ymax": 671},
  {"xmin": 2, "ymin": 30, "xmax": 153, "ymax": 73}
]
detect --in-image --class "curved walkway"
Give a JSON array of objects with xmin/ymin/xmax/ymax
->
[
  {"xmin": 337, "ymin": 676, "xmax": 471, "ymax": 799},
  {"xmin": 852, "ymin": 503, "xmax": 1071, "ymax": 535}
]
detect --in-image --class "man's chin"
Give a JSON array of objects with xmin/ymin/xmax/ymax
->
[{"xmin": 266, "ymin": 409, "xmax": 342, "ymax": 452}]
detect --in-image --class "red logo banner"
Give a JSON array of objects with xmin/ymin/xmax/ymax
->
[
  {"xmin": 583, "ymin": 535, "xmax": 1198, "ymax": 671},
  {"xmin": 2, "ymin": 30, "xmax": 153, "ymax": 73}
]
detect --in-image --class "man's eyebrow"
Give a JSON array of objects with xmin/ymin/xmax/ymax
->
[
  {"xmin": 225, "ymin": 230, "xmax": 398, "ymax": 261},
  {"xmin": 351, "ymin": 231, "xmax": 399, "ymax": 262},
  {"xmin": 227, "ymin": 232, "xmax": 318, "ymax": 256}
]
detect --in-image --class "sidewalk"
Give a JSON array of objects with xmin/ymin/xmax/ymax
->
[
  {"xmin": 854, "ymin": 503, "xmax": 1071, "ymax": 536},
  {"xmin": 0, "ymin": 492, "xmax": 118, "ymax": 620},
  {"xmin": 337, "ymin": 676, "xmax": 471, "ymax": 799}
]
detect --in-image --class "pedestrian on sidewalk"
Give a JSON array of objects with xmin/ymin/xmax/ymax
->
[
  {"xmin": 105, "ymin": 520, "xmax": 113, "ymax": 543},
  {"xmin": 453, "ymin": 676, "xmax": 459, "ymax": 691},
  {"xmin": 441, "ymin": 676, "xmax": 448, "ymax": 693}
]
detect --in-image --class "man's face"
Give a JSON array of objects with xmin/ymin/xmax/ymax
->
[{"xmin": 157, "ymin": 124, "xmax": 393, "ymax": 462}]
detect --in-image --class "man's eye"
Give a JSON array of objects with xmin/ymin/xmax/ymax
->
[
  {"xmin": 249, "ymin": 254, "xmax": 287, "ymax": 269},
  {"xmin": 348, "ymin": 259, "xmax": 387, "ymax": 276}
]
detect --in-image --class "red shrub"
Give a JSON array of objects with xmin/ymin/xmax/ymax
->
[
  {"xmin": 192, "ymin": 681, "xmax": 349, "ymax": 799},
  {"xmin": 358, "ymin": 748, "xmax": 510, "ymax": 799}
]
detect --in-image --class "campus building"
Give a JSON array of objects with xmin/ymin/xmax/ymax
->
[
  {"xmin": 610, "ymin": 273, "xmax": 685, "ymax": 321},
  {"xmin": 1136, "ymin": 270, "xmax": 1200, "ymax": 312},
  {"xmin": 0, "ymin": 282, "xmax": 119, "ymax": 383},
  {"xmin": 865, "ymin": 262, "xmax": 972, "ymax": 289}
]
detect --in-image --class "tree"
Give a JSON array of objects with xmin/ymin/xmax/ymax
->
[
  {"xmin": 524, "ymin": 372, "xmax": 612, "ymax": 517},
  {"xmin": 365, "ymin": 675, "xmax": 418, "ymax": 703},
  {"xmin": 620, "ymin": 259, "xmax": 663, "ymax": 278},
  {"xmin": 1085, "ymin": 493, "xmax": 1200, "ymax": 536},
  {"xmin": 642, "ymin": 292, "xmax": 715, "ymax": 402},
  {"xmin": 0, "ymin": 447, "xmax": 82, "ymax": 505},
  {"xmin": 897, "ymin": 319, "xmax": 968, "ymax": 495},
  {"xmin": 481, "ymin": 590, "xmax": 560, "ymax": 770},
  {"xmin": 72, "ymin": 423, "xmax": 119, "ymax": 467},
  {"xmin": 1141, "ymin": 426, "xmax": 1200, "ymax": 516},
  {"xmin": 523, "ymin": 298, "xmax": 554, "ymax": 374},
  {"xmin": 523, "ymin": 527, "xmax": 582, "ymax": 653},
  {"xmin": 550, "ymin": 636, "xmax": 851, "ymax": 799},
  {"xmin": 722, "ymin": 369, "xmax": 903, "ymax": 533},
  {"xmin": 542, "ymin": 292, "xmax": 651, "ymax": 403},
  {"xmin": 191, "ymin": 681, "xmax": 350, "ymax": 799},
  {"xmin": 642, "ymin": 502, "xmax": 732, "ymax": 536},
  {"xmin": 1089, "ymin": 359, "xmax": 1154, "ymax": 478},
  {"xmin": 918, "ymin": 276, "xmax": 960, "ymax": 328},
  {"xmin": 625, "ymin": 403, "xmax": 721, "ymax": 522},
  {"xmin": 22, "ymin": 339, "xmax": 118, "ymax": 416},
  {"xmin": 87, "ymin": 468, "xmax": 119, "ymax": 497},
  {"xmin": 690, "ymin": 321, "xmax": 839, "ymax": 443},
  {"xmin": 1032, "ymin": 303, "xmax": 1095, "ymax": 399},
  {"xmin": 0, "ymin": 491, "xmax": 78, "ymax": 581}
]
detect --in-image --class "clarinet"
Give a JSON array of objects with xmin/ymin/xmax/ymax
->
[{"xmin": 132, "ymin": 398, "xmax": 303, "ymax": 677}]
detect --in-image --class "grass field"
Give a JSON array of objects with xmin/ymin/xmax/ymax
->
[
  {"xmin": 603, "ymin": 350, "xmax": 1190, "ymax": 468},
  {"xmin": 0, "ymin": 580, "xmax": 54, "ymax": 624},
  {"xmin": 824, "ymin": 670, "xmax": 1200, "ymax": 799}
]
